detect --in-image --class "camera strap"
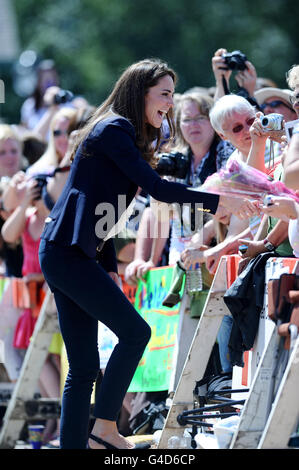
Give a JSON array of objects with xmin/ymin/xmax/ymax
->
[
  {"xmin": 53, "ymin": 165, "xmax": 71, "ymax": 175},
  {"xmin": 222, "ymin": 74, "xmax": 262, "ymax": 111},
  {"xmin": 268, "ymin": 140, "xmax": 275, "ymax": 170},
  {"xmin": 222, "ymin": 75, "xmax": 230, "ymax": 95},
  {"xmin": 236, "ymin": 86, "xmax": 262, "ymax": 111}
]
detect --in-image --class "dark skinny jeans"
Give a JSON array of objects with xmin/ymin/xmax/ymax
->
[{"xmin": 39, "ymin": 239, "xmax": 151, "ymax": 449}]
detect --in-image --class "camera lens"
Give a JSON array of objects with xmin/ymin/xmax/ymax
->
[
  {"xmin": 261, "ymin": 117, "xmax": 269, "ymax": 126},
  {"xmin": 54, "ymin": 90, "xmax": 74, "ymax": 105},
  {"xmin": 229, "ymin": 59, "xmax": 238, "ymax": 70}
]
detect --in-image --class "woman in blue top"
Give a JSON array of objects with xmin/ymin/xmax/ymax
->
[{"xmin": 39, "ymin": 58, "xmax": 258, "ymax": 449}]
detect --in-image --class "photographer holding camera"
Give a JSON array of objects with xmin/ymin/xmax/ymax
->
[
  {"xmin": 254, "ymin": 87, "xmax": 297, "ymax": 144},
  {"xmin": 20, "ymin": 59, "xmax": 75, "ymax": 143},
  {"xmin": 20, "ymin": 59, "xmax": 60, "ymax": 132},
  {"xmin": 212, "ymin": 48, "xmax": 258, "ymax": 104},
  {"xmin": 3, "ymin": 107, "xmax": 78, "ymax": 218}
]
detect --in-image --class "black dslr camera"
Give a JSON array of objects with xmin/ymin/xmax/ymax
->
[
  {"xmin": 222, "ymin": 50, "xmax": 248, "ymax": 71},
  {"xmin": 33, "ymin": 174, "xmax": 49, "ymax": 200},
  {"xmin": 156, "ymin": 152, "xmax": 189, "ymax": 180},
  {"xmin": 53, "ymin": 89, "xmax": 74, "ymax": 105}
]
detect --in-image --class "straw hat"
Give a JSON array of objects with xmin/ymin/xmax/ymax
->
[{"xmin": 254, "ymin": 87, "xmax": 293, "ymax": 106}]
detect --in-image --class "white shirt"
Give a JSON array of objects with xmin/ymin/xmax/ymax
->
[{"xmin": 288, "ymin": 218, "xmax": 299, "ymax": 258}]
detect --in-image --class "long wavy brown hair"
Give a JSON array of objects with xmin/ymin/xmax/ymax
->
[{"xmin": 70, "ymin": 58, "xmax": 177, "ymax": 167}]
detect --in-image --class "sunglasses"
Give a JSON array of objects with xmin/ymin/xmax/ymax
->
[
  {"xmin": 53, "ymin": 129, "xmax": 69, "ymax": 137},
  {"xmin": 260, "ymin": 100, "xmax": 294, "ymax": 112},
  {"xmin": 232, "ymin": 117, "xmax": 255, "ymax": 134}
]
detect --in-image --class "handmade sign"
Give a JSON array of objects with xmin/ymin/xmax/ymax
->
[{"xmin": 128, "ymin": 265, "xmax": 184, "ymax": 392}]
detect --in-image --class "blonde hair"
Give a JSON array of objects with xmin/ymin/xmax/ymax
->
[
  {"xmin": 30, "ymin": 107, "xmax": 78, "ymax": 172},
  {"xmin": 286, "ymin": 65, "xmax": 299, "ymax": 90},
  {"xmin": 0, "ymin": 124, "xmax": 23, "ymax": 175},
  {"xmin": 214, "ymin": 221, "xmax": 228, "ymax": 244},
  {"xmin": 0, "ymin": 124, "xmax": 23, "ymax": 150}
]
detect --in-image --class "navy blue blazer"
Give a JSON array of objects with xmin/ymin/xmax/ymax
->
[{"xmin": 41, "ymin": 115, "xmax": 219, "ymax": 273}]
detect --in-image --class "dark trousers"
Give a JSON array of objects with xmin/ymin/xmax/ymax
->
[{"xmin": 39, "ymin": 239, "xmax": 151, "ymax": 449}]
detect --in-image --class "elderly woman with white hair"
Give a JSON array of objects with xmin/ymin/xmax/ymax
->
[
  {"xmin": 209, "ymin": 94, "xmax": 281, "ymax": 173},
  {"xmin": 200, "ymin": 94, "xmax": 293, "ymax": 270},
  {"xmin": 286, "ymin": 64, "xmax": 299, "ymax": 118}
]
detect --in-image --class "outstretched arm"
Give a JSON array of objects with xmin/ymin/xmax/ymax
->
[{"xmin": 1, "ymin": 180, "xmax": 40, "ymax": 243}]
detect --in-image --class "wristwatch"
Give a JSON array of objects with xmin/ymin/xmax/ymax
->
[{"xmin": 263, "ymin": 238, "xmax": 276, "ymax": 252}]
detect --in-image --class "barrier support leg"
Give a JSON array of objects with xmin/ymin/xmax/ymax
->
[
  {"xmin": 158, "ymin": 258, "xmax": 230, "ymax": 449},
  {"xmin": 0, "ymin": 290, "xmax": 59, "ymax": 449}
]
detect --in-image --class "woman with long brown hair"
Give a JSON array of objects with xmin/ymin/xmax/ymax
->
[{"xmin": 38, "ymin": 58, "xmax": 258, "ymax": 449}]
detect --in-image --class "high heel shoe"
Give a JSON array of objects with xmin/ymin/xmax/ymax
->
[{"xmin": 87, "ymin": 433, "xmax": 151, "ymax": 450}]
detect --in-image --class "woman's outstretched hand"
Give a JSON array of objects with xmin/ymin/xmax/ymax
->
[{"xmin": 218, "ymin": 195, "xmax": 260, "ymax": 220}]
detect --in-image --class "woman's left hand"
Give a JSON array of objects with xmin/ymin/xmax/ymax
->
[
  {"xmin": 250, "ymin": 112, "xmax": 286, "ymax": 144},
  {"xmin": 268, "ymin": 128, "xmax": 286, "ymax": 144},
  {"xmin": 235, "ymin": 60, "xmax": 257, "ymax": 96}
]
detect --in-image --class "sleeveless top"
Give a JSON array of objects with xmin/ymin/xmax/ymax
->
[{"xmin": 21, "ymin": 209, "xmax": 42, "ymax": 276}]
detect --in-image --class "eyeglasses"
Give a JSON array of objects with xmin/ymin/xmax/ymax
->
[
  {"xmin": 260, "ymin": 100, "xmax": 294, "ymax": 112},
  {"xmin": 181, "ymin": 115, "xmax": 208, "ymax": 125},
  {"xmin": 53, "ymin": 129, "xmax": 69, "ymax": 137},
  {"xmin": 290, "ymin": 93, "xmax": 299, "ymax": 105},
  {"xmin": 232, "ymin": 117, "xmax": 255, "ymax": 134}
]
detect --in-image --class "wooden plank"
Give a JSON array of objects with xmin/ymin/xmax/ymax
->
[
  {"xmin": 0, "ymin": 289, "xmax": 59, "ymax": 449},
  {"xmin": 168, "ymin": 291, "xmax": 199, "ymax": 395},
  {"xmin": 258, "ymin": 335, "xmax": 299, "ymax": 449},
  {"xmin": 230, "ymin": 258, "xmax": 299, "ymax": 449},
  {"xmin": 230, "ymin": 325, "xmax": 277, "ymax": 449},
  {"xmin": 158, "ymin": 257, "xmax": 228, "ymax": 449}
]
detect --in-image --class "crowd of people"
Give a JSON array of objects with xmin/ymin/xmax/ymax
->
[
  {"xmin": 0, "ymin": 51, "xmax": 298, "ymax": 449},
  {"xmin": 124, "ymin": 52, "xmax": 299, "ymax": 377}
]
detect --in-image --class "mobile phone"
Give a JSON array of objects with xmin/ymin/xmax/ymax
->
[
  {"xmin": 263, "ymin": 195, "xmax": 274, "ymax": 206},
  {"xmin": 238, "ymin": 244, "xmax": 248, "ymax": 254}
]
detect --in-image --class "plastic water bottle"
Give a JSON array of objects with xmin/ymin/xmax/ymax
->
[
  {"xmin": 167, "ymin": 435, "xmax": 181, "ymax": 448},
  {"xmin": 152, "ymin": 430, "xmax": 162, "ymax": 446},
  {"xmin": 167, "ymin": 434, "xmax": 190, "ymax": 449},
  {"xmin": 186, "ymin": 262, "xmax": 203, "ymax": 294}
]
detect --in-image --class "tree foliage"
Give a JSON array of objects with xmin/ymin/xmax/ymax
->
[{"xmin": 1, "ymin": 0, "xmax": 298, "ymax": 123}]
